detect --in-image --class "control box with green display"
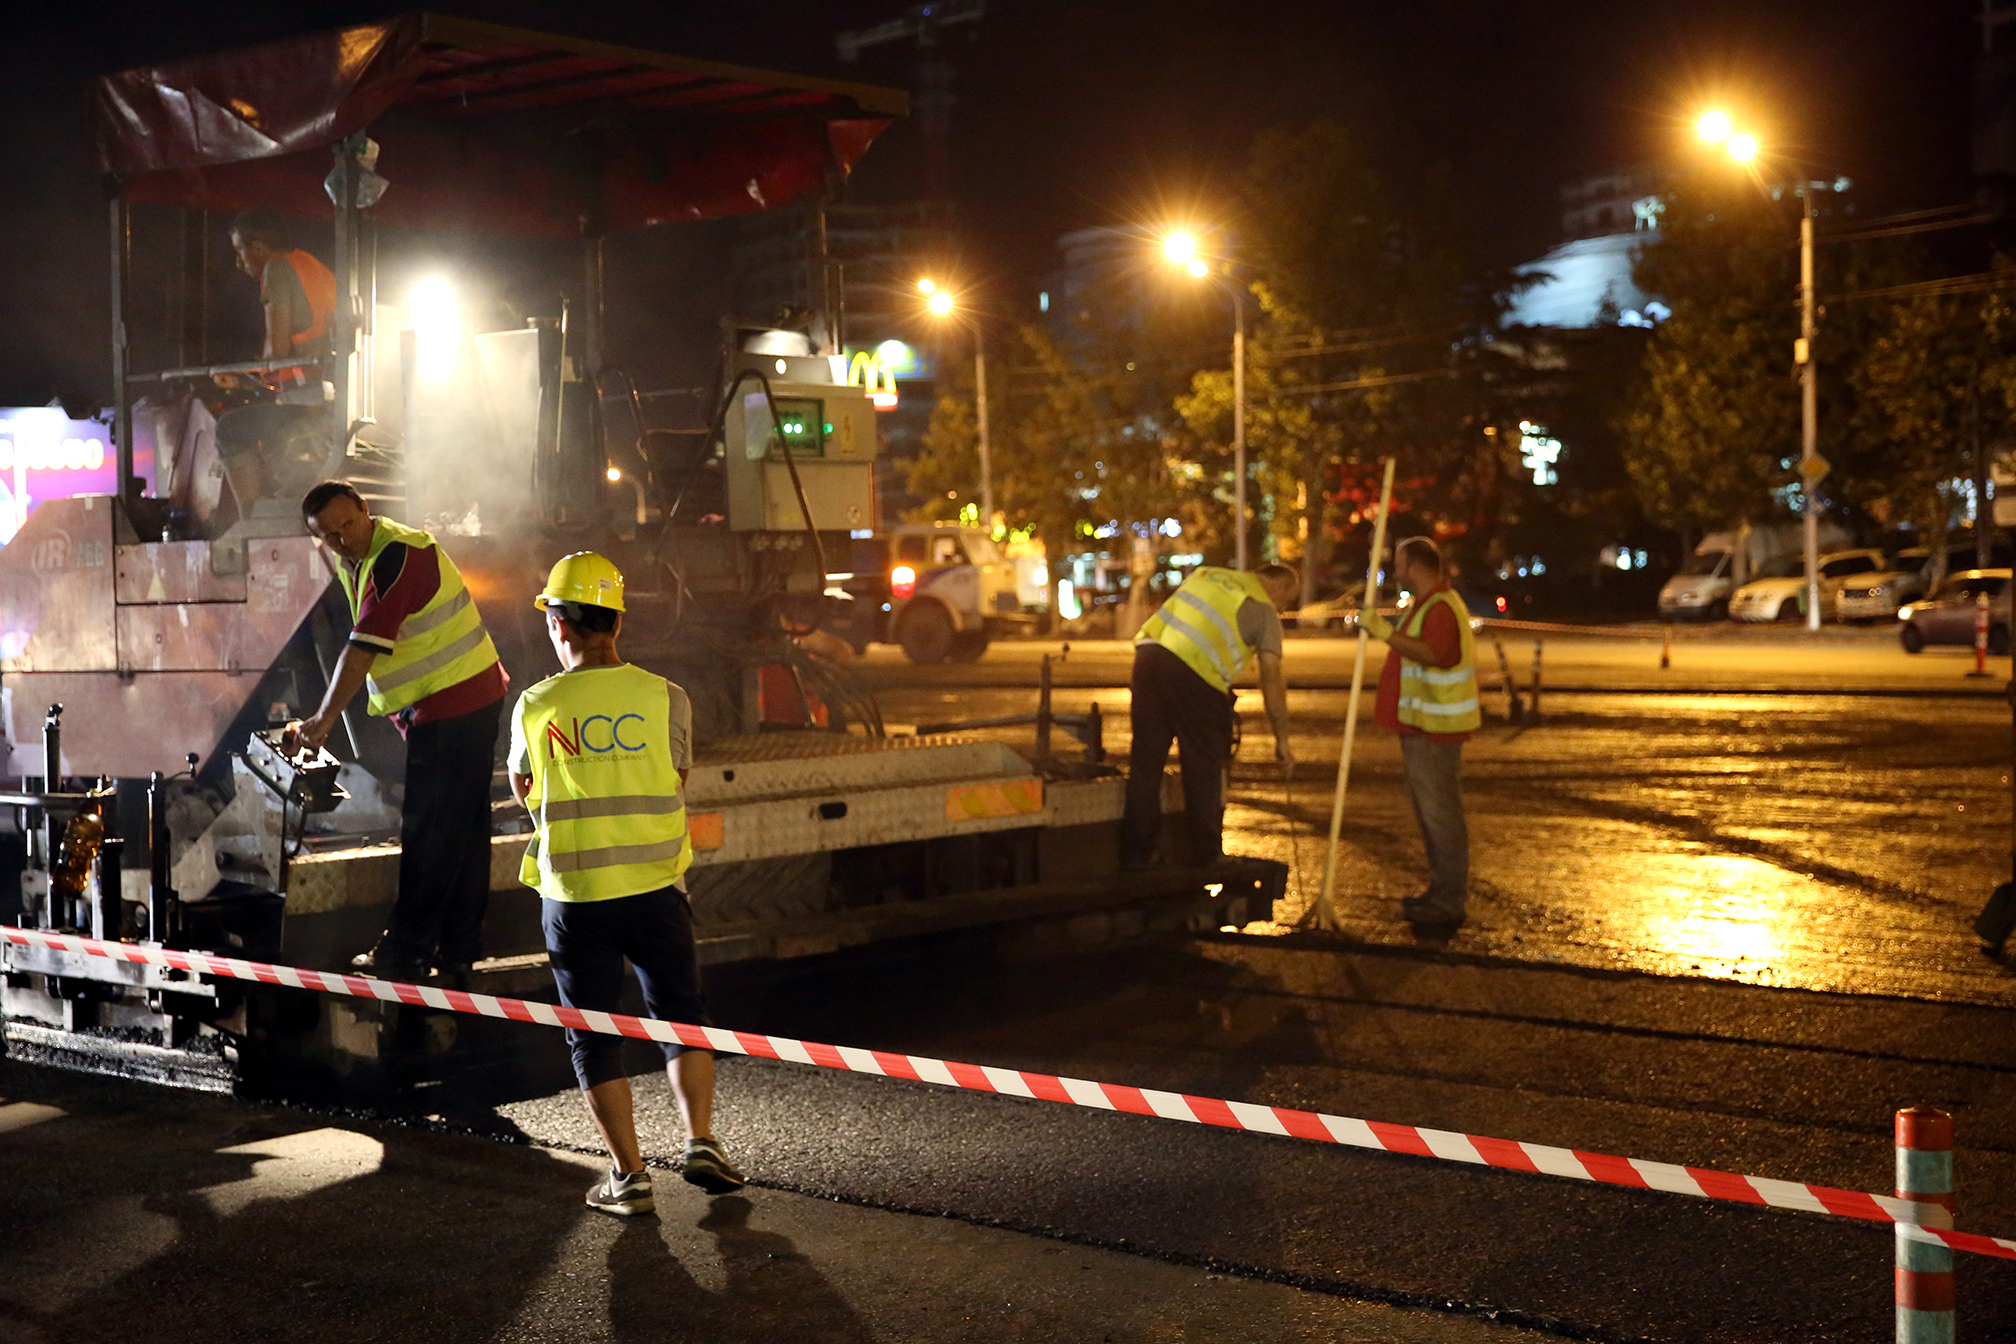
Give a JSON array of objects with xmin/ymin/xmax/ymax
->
[{"xmin": 724, "ymin": 378, "xmax": 878, "ymax": 532}]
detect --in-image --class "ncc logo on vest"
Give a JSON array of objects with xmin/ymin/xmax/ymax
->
[{"xmin": 544, "ymin": 714, "xmax": 648, "ymax": 759}]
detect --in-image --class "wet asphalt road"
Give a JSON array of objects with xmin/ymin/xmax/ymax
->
[{"xmin": 7, "ymin": 628, "xmax": 2015, "ymax": 1342}]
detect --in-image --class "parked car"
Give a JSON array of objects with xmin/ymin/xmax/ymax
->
[
  {"xmin": 1728, "ymin": 548, "xmax": 1886, "ymax": 622},
  {"xmin": 1727, "ymin": 555, "xmax": 1807, "ymax": 622},
  {"xmin": 1835, "ymin": 546, "xmax": 1935, "ymax": 622},
  {"xmin": 1290, "ymin": 583, "xmax": 1366, "ymax": 630},
  {"xmin": 847, "ymin": 524, "xmax": 1033, "ymax": 663},
  {"xmin": 1897, "ymin": 569, "xmax": 2011, "ymax": 654}
]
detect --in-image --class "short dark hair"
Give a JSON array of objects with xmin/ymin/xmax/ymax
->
[
  {"xmin": 1395, "ymin": 536, "xmax": 1444, "ymax": 575},
  {"xmin": 1255, "ymin": 562, "xmax": 1300, "ymax": 591},
  {"xmin": 300, "ymin": 480, "xmax": 366, "ymax": 517},
  {"xmin": 548, "ymin": 600, "xmax": 620, "ymax": 635},
  {"xmin": 230, "ymin": 205, "xmax": 291, "ymax": 251}
]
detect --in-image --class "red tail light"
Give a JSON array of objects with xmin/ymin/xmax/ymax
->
[
  {"xmin": 1496, "ymin": 596, "xmax": 1508, "ymax": 612},
  {"xmin": 891, "ymin": 564, "xmax": 917, "ymax": 600}
]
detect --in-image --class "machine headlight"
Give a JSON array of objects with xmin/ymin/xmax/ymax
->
[{"xmin": 1897, "ymin": 605, "xmax": 1914, "ymax": 620}]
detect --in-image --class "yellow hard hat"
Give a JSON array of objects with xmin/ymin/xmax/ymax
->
[{"xmin": 535, "ymin": 551, "xmax": 626, "ymax": 613}]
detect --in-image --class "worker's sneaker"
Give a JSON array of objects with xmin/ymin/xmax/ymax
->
[
  {"xmin": 682, "ymin": 1137, "xmax": 745, "ymax": 1194},
  {"xmin": 585, "ymin": 1168, "xmax": 656, "ymax": 1217},
  {"xmin": 350, "ymin": 944, "xmax": 427, "ymax": 977}
]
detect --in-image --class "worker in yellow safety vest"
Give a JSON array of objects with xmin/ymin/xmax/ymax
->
[
  {"xmin": 1361, "ymin": 535, "xmax": 1480, "ymax": 930},
  {"xmin": 1121, "ymin": 563, "xmax": 1300, "ymax": 869},
  {"xmin": 289, "ymin": 480, "xmax": 507, "ymax": 975},
  {"xmin": 507, "ymin": 551, "xmax": 744, "ymax": 1215}
]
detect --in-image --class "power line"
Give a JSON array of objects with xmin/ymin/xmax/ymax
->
[
  {"xmin": 1828, "ymin": 270, "xmax": 2016, "ymax": 303},
  {"xmin": 1276, "ymin": 368, "xmax": 1457, "ymax": 396}
]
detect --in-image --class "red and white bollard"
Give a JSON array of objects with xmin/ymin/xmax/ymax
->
[
  {"xmin": 1970, "ymin": 592, "xmax": 1991, "ymax": 678},
  {"xmin": 1895, "ymin": 1106, "xmax": 1955, "ymax": 1343}
]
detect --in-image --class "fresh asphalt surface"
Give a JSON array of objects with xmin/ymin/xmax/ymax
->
[{"xmin": 5, "ymin": 625, "xmax": 2015, "ymax": 1342}]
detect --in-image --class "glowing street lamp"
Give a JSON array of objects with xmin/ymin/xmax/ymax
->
[
  {"xmin": 1161, "ymin": 228, "xmax": 1250, "ymax": 569},
  {"xmin": 1690, "ymin": 109, "xmax": 1824, "ymax": 631},
  {"xmin": 919, "ymin": 279, "xmax": 992, "ymax": 524}
]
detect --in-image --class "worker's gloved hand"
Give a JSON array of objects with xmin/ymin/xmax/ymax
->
[{"xmin": 1359, "ymin": 607, "xmax": 1393, "ymax": 639}]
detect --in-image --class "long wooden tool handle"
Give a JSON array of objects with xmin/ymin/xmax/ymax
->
[{"xmin": 1315, "ymin": 457, "xmax": 1395, "ymax": 930}]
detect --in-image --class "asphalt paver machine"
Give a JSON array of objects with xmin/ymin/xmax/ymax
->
[{"xmin": 0, "ymin": 15, "xmax": 1284, "ymax": 1098}]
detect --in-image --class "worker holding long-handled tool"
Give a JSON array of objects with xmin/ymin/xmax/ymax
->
[{"xmin": 1362, "ymin": 535, "xmax": 1481, "ymax": 931}]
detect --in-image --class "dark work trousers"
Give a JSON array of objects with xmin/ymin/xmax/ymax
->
[
  {"xmin": 1122, "ymin": 642, "xmax": 1234, "ymax": 867},
  {"xmin": 383, "ymin": 697, "xmax": 503, "ymax": 967},
  {"xmin": 1399, "ymin": 734, "xmax": 1469, "ymax": 918},
  {"xmin": 542, "ymin": 884, "xmax": 713, "ymax": 1090}
]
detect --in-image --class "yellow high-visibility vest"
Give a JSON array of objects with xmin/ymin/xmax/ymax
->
[
  {"xmin": 1136, "ymin": 567, "xmax": 1274, "ymax": 692},
  {"xmin": 332, "ymin": 517, "xmax": 500, "ymax": 717},
  {"xmin": 515, "ymin": 663, "xmax": 691, "ymax": 903},
  {"xmin": 1396, "ymin": 589, "xmax": 1481, "ymax": 734}
]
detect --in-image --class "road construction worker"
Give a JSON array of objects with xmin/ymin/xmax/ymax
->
[
  {"xmin": 289, "ymin": 480, "xmax": 507, "ymax": 975},
  {"xmin": 507, "ymin": 552, "xmax": 744, "ymax": 1214},
  {"xmin": 217, "ymin": 205, "xmax": 337, "ymax": 506},
  {"xmin": 1361, "ymin": 536, "xmax": 1480, "ymax": 930},
  {"xmin": 1122, "ymin": 563, "xmax": 1299, "ymax": 869}
]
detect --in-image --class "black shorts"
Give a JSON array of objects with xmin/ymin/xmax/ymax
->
[{"xmin": 541, "ymin": 883, "xmax": 712, "ymax": 1090}]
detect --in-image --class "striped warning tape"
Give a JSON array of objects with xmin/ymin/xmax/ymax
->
[{"xmin": 6, "ymin": 923, "xmax": 2011, "ymax": 1262}]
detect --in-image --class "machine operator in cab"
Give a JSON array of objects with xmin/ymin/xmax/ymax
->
[
  {"xmin": 287, "ymin": 480, "xmax": 507, "ymax": 976},
  {"xmin": 1121, "ymin": 563, "xmax": 1300, "ymax": 869},
  {"xmin": 509, "ymin": 552, "xmax": 745, "ymax": 1215},
  {"xmin": 216, "ymin": 206, "xmax": 337, "ymax": 506}
]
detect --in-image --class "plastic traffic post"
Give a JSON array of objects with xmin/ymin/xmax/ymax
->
[
  {"xmin": 1970, "ymin": 593, "xmax": 1991, "ymax": 679},
  {"xmin": 1895, "ymin": 1107, "xmax": 1956, "ymax": 1343}
]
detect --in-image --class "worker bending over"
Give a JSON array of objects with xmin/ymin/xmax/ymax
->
[
  {"xmin": 509, "ymin": 552, "xmax": 744, "ymax": 1214},
  {"xmin": 1122, "ymin": 563, "xmax": 1299, "ymax": 869},
  {"xmin": 289, "ymin": 481, "xmax": 506, "ymax": 975},
  {"xmin": 1361, "ymin": 536, "xmax": 1480, "ymax": 930}
]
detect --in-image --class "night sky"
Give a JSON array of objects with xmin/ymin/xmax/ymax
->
[{"xmin": 0, "ymin": 0, "xmax": 1979, "ymax": 404}]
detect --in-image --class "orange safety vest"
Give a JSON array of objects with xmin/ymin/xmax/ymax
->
[{"xmin": 270, "ymin": 250, "xmax": 336, "ymax": 385}]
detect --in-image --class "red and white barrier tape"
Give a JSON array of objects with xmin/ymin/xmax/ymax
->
[{"xmin": 7, "ymin": 924, "xmax": 2012, "ymax": 1263}]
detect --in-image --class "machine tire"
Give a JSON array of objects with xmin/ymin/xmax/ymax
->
[
  {"xmin": 899, "ymin": 603, "xmax": 956, "ymax": 664},
  {"xmin": 1993, "ymin": 625, "xmax": 2011, "ymax": 657},
  {"xmin": 1899, "ymin": 623, "xmax": 1925, "ymax": 654},
  {"xmin": 949, "ymin": 631, "xmax": 990, "ymax": 663},
  {"xmin": 1776, "ymin": 599, "xmax": 1798, "ymax": 622}
]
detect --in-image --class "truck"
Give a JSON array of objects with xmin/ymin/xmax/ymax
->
[
  {"xmin": 0, "ymin": 16, "xmax": 1283, "ymax": 1098},
  {"xmin": 1657, "ymin": 520, "xmax": 1851, "ymax": 621}
]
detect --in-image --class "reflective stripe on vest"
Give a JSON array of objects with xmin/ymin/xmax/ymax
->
[
  {"xmin": 332, "ymin": 517, "xmax": 500, "ymax": 717},
  {"xmin": 1135, "ymin": 567, "xmax": 1273, "ymax": 692},
  {"xmin": 1395, "ymin": 589, "xmax": 1482, "ymax": 734},
  {"xmin": 517, "ymin": 666, "xmax": 691, "ymax": 902}
]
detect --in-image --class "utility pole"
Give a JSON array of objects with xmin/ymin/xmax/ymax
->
[
  {"xmin": 1233, "ymin": 286, "xmax": 1248, "ymax": 571},
  {"xmin": 1797, "ymin": 195, "xmax": 1823, "ymax": 632},
  {"xmin": 975, "ymin": 336, "xmax": 992, "ymax": 524}
]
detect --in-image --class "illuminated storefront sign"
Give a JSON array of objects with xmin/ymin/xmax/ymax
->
[
  {"xmin": 846, "ymin": 350, "xmax": 900, "ymax": 410},
  {"xmin": 0, "ymin": 409, "xmax": 120, "ymax": 545}
]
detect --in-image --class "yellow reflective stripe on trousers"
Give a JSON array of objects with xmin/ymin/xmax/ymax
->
[{"xmin": 367, "ymin": 623, "xmax": 490, "ymax": 694}]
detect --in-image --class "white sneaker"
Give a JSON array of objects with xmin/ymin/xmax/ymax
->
[{"xmin": 585, "ymin": 1168, "xmax": 656, "ymax": 1216}]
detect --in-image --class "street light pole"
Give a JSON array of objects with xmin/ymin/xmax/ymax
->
[
  {"xmin": 1233, "ymin": 285, "xmax": 1248, "ymax": 571},
  {"xmin": 975, "ymin": 336, "xmax": 992, "ymax": 525},
  {"xmin": 1798, "ymin": 195, "xmax": 1821, "ymax": 632}
]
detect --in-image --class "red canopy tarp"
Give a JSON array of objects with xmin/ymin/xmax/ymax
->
[{"xmin": 95, "ymin": 14, "xmax": 904, "ymax": 236}]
